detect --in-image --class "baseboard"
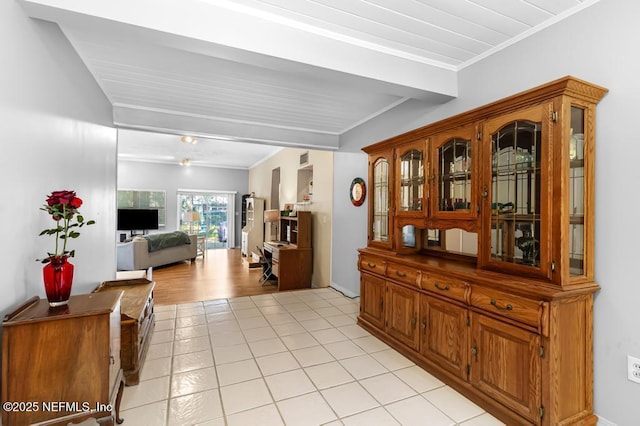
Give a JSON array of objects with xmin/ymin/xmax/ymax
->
[
  {"xmin": 596, "ymin": 415, "xmax": 617, "ymax": 426},
  {"xmin": 330, "ymin": 282, "xmax": 359, "ymax": 299}
]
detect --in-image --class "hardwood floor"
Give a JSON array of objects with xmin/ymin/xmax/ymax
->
[{"xmin": 151, "ymin": 248, "xmax": 278, "ymax": 306}]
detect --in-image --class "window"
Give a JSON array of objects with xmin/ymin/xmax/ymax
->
[
  {"xmin": 178, "ymin": 191, "xmax": 236, "ymax": 249},
  {"xmin": 117, "ymin": 190, "xmax": 166, "ymax": 226}
]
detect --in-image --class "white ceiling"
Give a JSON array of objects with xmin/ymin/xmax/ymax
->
[{"xmin": 21, "ymin": 0, "xmax": 597, "ymax": 169}]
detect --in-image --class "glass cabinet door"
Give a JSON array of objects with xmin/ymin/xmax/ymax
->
[
  {"xmin": 481, "ymin": 103, "xmax": 552, "ymax": 278},
  {"xmin": 396, "ymin": 140, "xmax": 426, "ymax": 216},
  {"xmin": 369, "ymin": 150, "xmax": 393, "ymax": 249},
  {"xmin": 568, "ymin": 106, "xmax": 586, "ymax": 277},
  {"xmin": 430, "ymin": 124, "xmax": 477, "ymax": 222},
  {"xmin": 372, "ymin": 157, "xmax": 390, "ymax": 243}
]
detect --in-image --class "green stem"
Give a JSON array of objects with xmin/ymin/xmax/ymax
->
[
  {"xmin": 62, "ymin": 204, "xmax": 69, "ymax": 255},
  {"xmin": 54, "ymin": 219, "xmax": 60, "ymax": 257}
]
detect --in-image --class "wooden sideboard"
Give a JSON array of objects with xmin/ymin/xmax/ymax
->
[
  {"xmin": 1, "ymin": 292, "xmax": 124, "ymax": 426},
  {"xmin": 94, "ymin": 278, "xmax": 156, "ymax": 385}
]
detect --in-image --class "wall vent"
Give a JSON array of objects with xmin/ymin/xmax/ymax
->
[{"xmin": 300, "ymin": 151, "xmax": 309, "ymax": 166}]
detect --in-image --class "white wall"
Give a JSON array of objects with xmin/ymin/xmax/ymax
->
[
  {"xmin": 117, "ymin": 160, "xmax": 249, "ymax": 246},
  {"xmin": 335, "ymin": 0, "xmax": 640, "ymax": 423},
  {"xmin": 249, "ymin": 148, "xmax": 333, "ymax": 287},
  {"xmin": 330, "ymin": 152, "xmax": 368, "ymax": 297},
  {"xmin": 0, "ymin": 2, "xmax": 117, "ymax": 318}
]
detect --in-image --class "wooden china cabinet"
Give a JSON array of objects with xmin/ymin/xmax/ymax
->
[{"xmin": 359, "ymin": 76, "xmax": 607, "ymax": 425}]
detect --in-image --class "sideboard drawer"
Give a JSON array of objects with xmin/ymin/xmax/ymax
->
[
  {"xmin": 422, "ymin": 274, "xmax": 468, "ymax": 304},
  {"xmin": 470, "ymin": 286, "xmax": 541, "ymax": 328},
  {"xmin": 386, "ymin": 262, "xmax": 420, "ymax": 288},
  {"xmin": 359, "ymin": 254, "xmax": 386, "ymax": 275}
]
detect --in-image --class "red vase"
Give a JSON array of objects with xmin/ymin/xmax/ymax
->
[{"xmin": 43, "ymin": 256, "xmax": 74, "ymax": 307}]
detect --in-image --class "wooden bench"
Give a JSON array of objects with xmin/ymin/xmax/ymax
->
[{"xmin": 94, "ymin": 278, "xmax": 155, "ymax": 386}]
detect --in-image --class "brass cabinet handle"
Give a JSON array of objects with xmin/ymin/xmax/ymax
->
[
  {"xmin": 490, "ymin": 299, "xmax": 513, "ymax": 311},
  {"xmin": 434, "ymin": 282, "xmax": 450, "ymax": 291},
  {"xmin": 367, "ymin": 262, "xmax": 376, "ymax": 268},
  {"xmin": 481, "ymin": 184, "xmax": 488, "ymax": 199},
  {"xmin": 396, "ymin": 270, "xmax": 407, "ymax": 278},
  {"xmin": 411, "ymin": 315, "xmax": 417, "ymax": 328},
  {"xmin": 421, "ymin": 318, "xmax": 427, "ymax": 331},
  {"xmin": 471, "ymin": 344, "xmax": 478, "ymax": 361}
]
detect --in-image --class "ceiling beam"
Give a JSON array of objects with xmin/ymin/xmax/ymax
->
[{"xmin": 20, "ymin": 0, "xmax": 458, "ymax": 99}]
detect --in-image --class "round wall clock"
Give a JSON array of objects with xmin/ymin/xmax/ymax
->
[{"xmin": 350, "ymin": 177, "xmax": 366, "ymax": 206}]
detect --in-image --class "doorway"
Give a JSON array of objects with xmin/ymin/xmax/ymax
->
[{"xmin": 178, "ymin": 191, "xmax": 236, "ymax": 249}]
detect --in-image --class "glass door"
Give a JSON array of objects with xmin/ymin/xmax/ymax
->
[
  {"xmin": 369, "ymin": 149, "xmax": 393, "ymax": 249},
  {"xmin": 568, "ymin": 105, "xmax": 586, "ymax": 278},
  {"xmin": 480, "ymin": 103, "xmax": 553, "ymax": 279},
  {"xmin": 178, "ymin": 191, "xmax": 236, "ymax": 250},
  {"xmin": 430, "ymin": 124, "xmax": 477, "ymax": 224},
  {"xmin": 396, "ymin": 140, "xmax": 426, "ymax": 217}
]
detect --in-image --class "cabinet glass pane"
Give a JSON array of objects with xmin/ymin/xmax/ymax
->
[
  {"xmin": 490, "ymin": 121, "xmax": 541, "ymax": 267},
  {"xmin": 402, "ymin": 225, "xmax": 416, "ymax": 248},
  {"xmin": 438, "ymin": 138, "xmax": 472, "ymax": 211},
  {"xmin": 569, "ymin": 107, "xmax": 585, "ymax": 276},
  {"xmin": 372, "ymin": 158, "xmax": 389, "ymax": 242},
  {"xmin": 399, "ymin": 149, "xmax": 424, "ymax": 211}
]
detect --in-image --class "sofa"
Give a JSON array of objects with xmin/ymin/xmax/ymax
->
[{"xmin": 117, "ymin": 232, "xmax": 197, "ymax": 271}]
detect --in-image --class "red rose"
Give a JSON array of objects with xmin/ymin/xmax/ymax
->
[
  {"xmin": 70, "ymin": 197, "xmax": 82, "ymax": 208},
  {"xmin": 48, "ymin": 190, "xmax": 77, "ymax": 206}
]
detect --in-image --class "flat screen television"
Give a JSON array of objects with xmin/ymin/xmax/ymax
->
[{"xmin": 117, "ymin": 209, "xmax": 159, "ymax": 231}]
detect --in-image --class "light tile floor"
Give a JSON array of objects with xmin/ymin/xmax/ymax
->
[{"xmin": 122, "ymin": 288, "xmax": 505, "ymax": 426}]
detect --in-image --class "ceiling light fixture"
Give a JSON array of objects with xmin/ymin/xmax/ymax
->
[
  {"xmin": 180, "ymin": 158, "xmax": 191, "ymax": 166},
  {"xmin": 180, "ymin": 135, "xmax": 197, "ymax": 144}
]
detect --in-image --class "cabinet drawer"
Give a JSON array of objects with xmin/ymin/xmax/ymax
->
[
  {"xmin": 386, "ymin": 262, "xmax": 420, "ymax": 288},
  {"xmin": 421, "ymin": 274, "xmax": 468, "ymax": 303},
  {"xmin": 470, "ymin": 287, "xmax": 541, "ymax": 328},
  {"xmin": 272, "ymin": 249, "xmax": 280, "ymax": 261},
  {"xmin": 359, "ymin": 254, "xmax": 386, "ymax": 275}
]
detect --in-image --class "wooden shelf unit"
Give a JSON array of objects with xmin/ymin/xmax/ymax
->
[
  {"xmin": 241, "ymin": 197, "xmax": 264, "ymax": 257},
  {"xmin": 359, "ymin": 77, "xmax": 607, "ymax": 425},
  {"xmin": 264, "ymin": 211, "xmax": 312, "ymax": 290}
]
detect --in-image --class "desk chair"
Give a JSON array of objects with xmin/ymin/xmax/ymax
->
[{"xmin": 256, "ymin": 245, "xmax": 275, "ymax": 286}]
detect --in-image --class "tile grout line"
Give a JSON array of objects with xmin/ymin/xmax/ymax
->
[{"xmin": 130, "ymin": 289, "xmax": 497, "ymax": 425}]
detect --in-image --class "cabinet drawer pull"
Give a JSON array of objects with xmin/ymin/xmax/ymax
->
[
  {"xmin": 367, "ymin": 262, "xmax": 376, "ymax": 268},
  {"xmin": 471, "ymin": 344, "xmax": 478, "ymax": 361},
  {"xmin": 490, "ymin": 299, "xmax": 513, "ymax": 311},
  {"xmin": 434, "ymin": 282, "xmax": 450, "ymax": 291},
  {"xmin": 395, "ymin": 270, "xmax": 407, "ymax": 278},
  {"xmin": 411, "ymin": 315, "xmax": 417, "ymax": 328},
  {"xmin": 421, "ymin": 318, "xmax": 427, "ymax": 331}
]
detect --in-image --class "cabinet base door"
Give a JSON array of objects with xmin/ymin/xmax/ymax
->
[
  {"xmin": 360, "ymin": 274, "xmax": 385, "ymax": 329},
  {"xmin": 420, "ymin": 295, "xmax": 468, "ymax": 380},
  {"xmin": 470, "ymin": 313, "xmax": 541, "ymax": 424},
  {"xmin": 385, "ymin": 282, "xmax": 419, "ymax": 350}
]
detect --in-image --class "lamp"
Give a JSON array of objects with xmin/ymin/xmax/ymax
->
[
  {"xmin": 264, "ymin": 209, "xmax": 279, "ymax": 242},
  {"xmin": 184, "ymin": 211, "xmax": 200, "ymax": 234}
]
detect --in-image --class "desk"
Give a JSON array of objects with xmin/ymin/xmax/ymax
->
[{"xmin": 263, "ymin": 242, "xmax": 312, "ymax": 290}]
